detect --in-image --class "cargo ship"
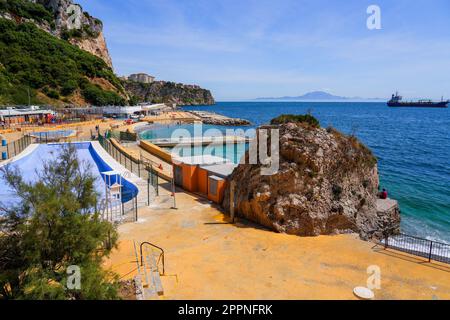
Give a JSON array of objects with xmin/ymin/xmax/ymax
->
[{"xmin": 388, "ymin": 92, "xmax": 448, "ymax": 108}]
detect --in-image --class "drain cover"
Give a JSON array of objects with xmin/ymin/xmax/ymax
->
[{"xmin": 353, "ymin": 287, "xmax": 375, "ymax": 300}]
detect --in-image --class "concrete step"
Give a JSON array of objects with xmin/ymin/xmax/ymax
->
[{"xmin": 143, "ymin": 248, "xmax": 164, "ymax": 297}]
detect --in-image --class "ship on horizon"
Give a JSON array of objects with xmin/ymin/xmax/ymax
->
[{"xmin": 388, "ymin": 92, "xmax": 448, "ymax": 108}]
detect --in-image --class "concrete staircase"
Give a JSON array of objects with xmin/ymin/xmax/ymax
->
[{"xmin": 133, "ymin": 241, "xmax": 164, "ymax": 300}]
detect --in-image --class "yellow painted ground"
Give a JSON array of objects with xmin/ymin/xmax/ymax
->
[
  {"xmin": 1, "ymin": 119, "xmax": 123, "ymax": 142},
  {"xmin": 105, "ymin": 188, "xmax": 450, "ymax": 300},
  {"xmin": 3, "ymin": 121, "xmax": 449, "ymax": 300}
]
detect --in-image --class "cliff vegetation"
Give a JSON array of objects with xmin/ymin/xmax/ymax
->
[
  {"xmin": 0, "ymin": 18, "xmax": 126, "ymax": 105},
  {"xmin": 0, "ymin": 0, "xmax": 215, "ymax": 107}
]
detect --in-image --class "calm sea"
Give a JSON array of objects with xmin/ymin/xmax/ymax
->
[{"xmin": 183, "ymin": 102, "xmax": 450, "ymax": 243}]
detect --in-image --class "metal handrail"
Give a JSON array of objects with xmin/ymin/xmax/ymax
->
[
  {"xmin": 140, "ymin": 241, "xmax": 165, "ymax": 275},
  {"xmin": 381, "ymin": 233, "xmax": 450, "ymax": 264}
]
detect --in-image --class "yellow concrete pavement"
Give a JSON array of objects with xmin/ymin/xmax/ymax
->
[{"xmin": 105, "ymin": 188, "xmax": 450, "ymax": 300}]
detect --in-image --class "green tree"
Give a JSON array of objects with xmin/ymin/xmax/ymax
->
[{"xmin": 0, "ymin": 145, "xmax": 119, "ymax": 300}]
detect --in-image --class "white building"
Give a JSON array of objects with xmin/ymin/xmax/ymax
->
[{"xmin": 101, "ymin": 104, "xmax": 167, "ymax": 118}]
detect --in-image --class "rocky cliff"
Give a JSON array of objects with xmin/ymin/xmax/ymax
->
[
  {"xmin": 37, "ymin": 0, "xmax": 113, "ymax": 68},
  {"xmin": 0, "ymin": 0, "xmax": 113, "ymax": 68},
  {"xmin": 125, "ymin": 80, "xmax": 215, "ymax": 106},
  {"xmin": 223, "ymin": 117, "xmax": 400, "ymax": 240},
  {"xmin": 69, "ymin": 33, "xmax": 112, "ymax": 69},
  {"xmin": 0, "ymin": 0, "xmax": 215, "ymax": 107}
]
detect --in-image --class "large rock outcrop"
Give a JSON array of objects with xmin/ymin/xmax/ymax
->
[
  {"xmin": 69, "ymin": 33, "xmax": 112, "ymax": 69},
  {"xmin": 22, "ymin": 0, "xmax": 113, "ymax": 68},
  {"xmin": 125, "ymin": 81, "xmax": 215, "ymax": 106},
  {"xmin": 223, "ymin": 120, "xmax": 400, "ymax": 240}
]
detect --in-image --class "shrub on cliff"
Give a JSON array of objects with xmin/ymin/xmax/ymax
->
[
  {"xmin": 0, "ymin": 0, "xmax": 54, "ymax": 24},
  {"xmin": 270, "ymin": 114, "xmax": 320, "ymax": 128},
  {"xmin": 0, "ymin": 18, "xmax": 125, "ymax": 105},
  {"xmin": 0, "ymin": 145, "xmax": 119, "ymax": 300},
  {"xmin": 80, "ymin": 79, "xmax": 126, "ymax": 106}
]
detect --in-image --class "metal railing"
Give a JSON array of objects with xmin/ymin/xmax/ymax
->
[
  {"xmin": 381, "ymin": 233, "xmax": 450, "ymax": 264},
  {"xmin": 99, "ymin": 133, "xmax": 179, "ymax": 211},
  {"xmin": 2, "ymin": 135, "xmax": 32, "ymax": 159},
  {"xmin": 98, "ymin": 134, "xmax": 166, "ymax": 186},
  {"xmin": 140, "ymin": 241, "xmax": 165, "ymax": 275},
  {"xmin": 32, "ymin": 130, "xmax": 77, "ymax": 144}
]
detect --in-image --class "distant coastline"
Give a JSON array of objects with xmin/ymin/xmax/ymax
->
[
  {"xmin": 254, "ymin": 91, "xmax": 386, "ymax": 102},
  {"xmin": 250, "ymin": 99, "xmax": 386, "ymax": 103}
]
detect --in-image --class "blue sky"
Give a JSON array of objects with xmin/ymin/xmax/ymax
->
[{"xmin": 77, "ymin": 0, "xmax": 450, "ymax": 101}]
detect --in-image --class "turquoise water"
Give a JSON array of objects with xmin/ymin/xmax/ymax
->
[
  {"xmin": 179, "ymin": 102, "xmax": 450, "ymax": 243},
  {"xmin": 139, "ymin": 123, "xmax": 251, "ymax": 163},
  {"xmin": 165, "ymin": 143, "xmax": 249, "ymax": 164},
  {"xmin": 139, "ymin": 123, "xmax": 252, "ymax": 140}
]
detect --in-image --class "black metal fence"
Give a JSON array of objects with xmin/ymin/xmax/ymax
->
[
  {"xmin": 98, "ymin": 134, "xmax": 179, "ymax": 211},
  {"xmin": 382, "ymin": 233, "xmax": 450, "ymax": 264},
  {"xmin": 107, "ymin": 130, "xmax": 138, "ymax": 142},
  {"xmin": 98, "ymin": 134, "xmax": 161, "ymax": 192},
  {"xmin": 3, "ymin": 135, "xmax": 32, "ymax": 159},
  {"xmin": 119, "ymin": 131, "xmax": 138, "ymax": 142},
  {"xmin": 33, "ymin": 130, "xmax": 76, "ymax": 144}
]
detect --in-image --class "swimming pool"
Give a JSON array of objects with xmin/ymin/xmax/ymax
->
[
  {"xmin": 0, "ymin": 142, "xmax": 138, "ymax": 208},
  {"xmin": 140, "ymin": 123, "xmax": 253, "ymax": 164},
  {"xmin": 166, "ymin": 143, "xmax": 249, "ymax": 164},
  {"xmin": 139, "ymin": 123, "xmax": 254, "ymax": 141}
]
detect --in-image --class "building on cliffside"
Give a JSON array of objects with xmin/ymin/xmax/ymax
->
[{"xmin": 128, "ymin": 73, "xmax": 155, "ymax": 84}]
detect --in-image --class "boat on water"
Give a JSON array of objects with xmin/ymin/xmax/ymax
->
[{"xmin": 388, "ymin": 92, "xmax": 448, "ymax": 108}]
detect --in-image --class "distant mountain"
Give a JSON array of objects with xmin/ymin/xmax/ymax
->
[{"xmin": 256, "ymin": 91, "xmax": 385, "ymax": 101}]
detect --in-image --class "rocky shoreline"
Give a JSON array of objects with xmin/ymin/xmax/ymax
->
[
  {"xmin": 187, "ymin": 110, "xmax": 251, "ymax": 126},
  {"xmin": 125, "ymin": 81, "xmax": 215, "ymax": 106}
]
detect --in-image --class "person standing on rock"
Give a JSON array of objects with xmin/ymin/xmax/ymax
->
[{"xmin": 379, "ymin": 188, "xmax": 388, "ymax": 200}]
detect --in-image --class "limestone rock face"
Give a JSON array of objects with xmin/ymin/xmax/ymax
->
[
  {"xmin": 223, "ymin": 122, "xmax": 401, "ymax": 240},
  {"xmin": 30, "ymin": 0, "xmax": 113, "ymax": 68},
  {"xmin": 124, "ymin": 81, "xmax": 215, "ymax": 106},
  {"xmin": 69, "ymin": 32, "xmax": 113, "ymax": 69}
]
